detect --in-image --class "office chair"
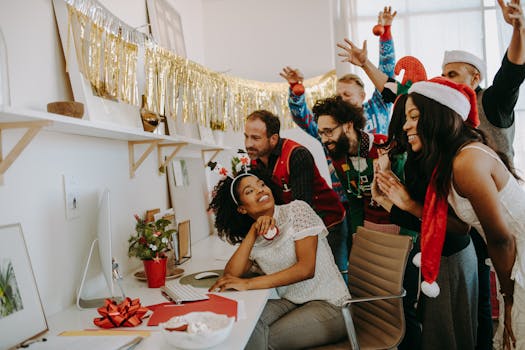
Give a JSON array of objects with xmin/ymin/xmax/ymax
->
[{"xmin": 312, "ymin": 226, "xmax": 413, "ymax": 350}]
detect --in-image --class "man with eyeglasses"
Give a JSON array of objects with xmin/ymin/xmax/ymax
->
[{"xmin": 310, "ymin": 96, "xmax": 405, "ymax": 238}]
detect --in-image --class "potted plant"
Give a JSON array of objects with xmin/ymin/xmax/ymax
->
[{"xmin": 128, "ymin": 214, "xmax": 176, "ymax": 288}]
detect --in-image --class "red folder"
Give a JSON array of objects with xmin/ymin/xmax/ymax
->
[{"xmin": 147, "ymin": 294, "xmax": 238, "ymax": 326}]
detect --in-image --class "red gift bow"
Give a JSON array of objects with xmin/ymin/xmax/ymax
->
[{"xmin": 93, "ymin": 298, "xmax": 149, "ymax": 328}]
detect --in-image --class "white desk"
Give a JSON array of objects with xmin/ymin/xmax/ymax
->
[{"xmin": 45, "ymin": 236, "xmax": 271, "ymax": 350}]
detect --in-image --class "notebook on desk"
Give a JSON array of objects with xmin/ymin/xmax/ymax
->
[{"xmin": 147, "ymin": 294, "xmax": 238, "ymax": 326}]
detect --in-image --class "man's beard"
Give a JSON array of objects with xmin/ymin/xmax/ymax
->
[{"xmin": 325, "ymin": 133, "xmax": 350, "ymax": 160}]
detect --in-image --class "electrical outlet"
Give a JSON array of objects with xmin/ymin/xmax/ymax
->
[{"xmin": 63, "ymin": 174, "xmax": 80, "ymax": 220}]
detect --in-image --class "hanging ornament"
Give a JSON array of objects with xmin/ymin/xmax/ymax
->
[{"xmin": 372, "ymin": 24, "xmax": 385, "ymax": 36}]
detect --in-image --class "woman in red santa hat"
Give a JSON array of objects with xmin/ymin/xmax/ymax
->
[{"xmin": 380, "ymin": 76, "xmax": 523, "ymax": 349}]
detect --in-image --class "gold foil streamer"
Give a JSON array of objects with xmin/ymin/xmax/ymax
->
[
  {"xmin": 156, "ymin": 47, "xmax": 172, "ymax": 116},
  {"xmin": 102, "ymin": 30, "xmax": 122, "ymax": 100},
  {"xmin": 66, "ymin": 1, "xmax": 336, "ymax": 132},
  {"xmin": 87, "ymin": 22, "xmax": 103, "ymax": 96},
  {"xmin": 120, "ymin": 41, "xmax": 139, "ymax": 106},
  {"xmin": 143, "ymin": 46, "xmax": 158, "ymax": 114},
  {"xmin": 67, "ymin": 6, "xmax": 89, "ymax": 77}
]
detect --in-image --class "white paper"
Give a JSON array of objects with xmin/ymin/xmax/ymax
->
[{"xmin": 27, "ymin": 335, "xmax": 137, "ymax": 350}]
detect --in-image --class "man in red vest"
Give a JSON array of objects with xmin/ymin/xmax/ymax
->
[{"xmin": 244, "ymin": 110, "xmax": 348, "ymax": 280}]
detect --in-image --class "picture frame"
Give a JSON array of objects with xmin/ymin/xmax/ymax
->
[
  {"xmin": 0, "ymin": 223, "xmax": 48, "ymax": 349},
  {"xmin": 0, "ymin": 26, "xmax": 10, "ymax": 109},
  {"xmin": 175, "ymin": 220, "xmax": 192, "ymax": 265},
  {"xmin": 172, "ymin": 159, "xmax": 190, "ymax": 187},
  {"xmin": 146, "ymin": 0, "xmax": 187, "ymax": 58},
  {"xmin": 197, "ymin": 125, "xmax": 216, "ymax": 145},
  {"xmin": 52, "ymin": 0, "xmax": 142, "ymax": 129}
]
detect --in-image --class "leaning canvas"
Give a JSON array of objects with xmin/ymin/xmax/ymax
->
[{"xmin": 0, "ymin": 223, "xmax": 47, "ymax": 349}]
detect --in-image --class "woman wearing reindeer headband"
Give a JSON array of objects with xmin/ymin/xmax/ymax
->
[{"xmin": 208, "ymin": 158, "xmax": 350, "ymax": 349}]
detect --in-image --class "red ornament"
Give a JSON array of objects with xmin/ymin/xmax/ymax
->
[
  {"xmin": 372, "ymin": 24, "xmax": 384, "ymax": 36},
  {"xmin": 263, "ymin": 227, "xmax": 279, "ymax": 240},
  {"xmin": 292, "ymin": 83, "xmax": 305, "ymax": 96}
]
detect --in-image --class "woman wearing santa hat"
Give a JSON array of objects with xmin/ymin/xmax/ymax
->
[
  {"xmin": 373, "ymin": 92, "xmax": 478, "ymax": 350},
  {"xmin": 384, "ymin": 76, "xmax": 523, "ymax": 349}
]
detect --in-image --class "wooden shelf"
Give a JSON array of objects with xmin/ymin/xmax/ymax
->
[{"xmin": 0, "ymin": 106, "xmax": 235, "ymax": 182}]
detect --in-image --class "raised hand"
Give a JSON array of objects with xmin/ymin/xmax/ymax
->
[
  {"xmin": 379, "ymin": 6, "xmax": 397, "ymax": 26},
  {"xmin": 337, "ymin": 38, "xmax": 368, "ymax": 67},
  {"xmin": 498, "ymin": 0, "xmax": 524, "ymax": 30},
  {"xmin": 279, "ymin": 66, "xmax": 304, "ymax": 84}
]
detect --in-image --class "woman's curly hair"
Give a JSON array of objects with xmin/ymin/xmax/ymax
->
[{"xmin": 208, "ymin": 169, "xmax": 282, "ymax": 245}]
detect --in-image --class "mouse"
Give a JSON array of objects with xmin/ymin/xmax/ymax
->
[{"xmin": 194, "ymin": 271, "xmax": 220, "ymax": 280}]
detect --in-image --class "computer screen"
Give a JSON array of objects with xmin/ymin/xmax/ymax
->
[
  {"xmin": 76, "ymin": 188, "xmax": 124, "ymax": 308},
  {"xmin": 97, "ymin": 188, "xmax": 113, "ymax": 296}
]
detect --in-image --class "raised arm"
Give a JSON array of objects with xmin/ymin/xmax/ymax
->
[
  {"xmin": 337, "ymin": 39, "xmax": 390, "ymax": 93},
  {"xmin": 280, "ymin": 66, "xmax": 320, "ymax": 139},
  {"xmin": 377, "ymin": 6, "xmax": 397, "ymax": 77},
  {"xmin": 499, "ymin": 0, "xmax": 525, "ymax": 65}
]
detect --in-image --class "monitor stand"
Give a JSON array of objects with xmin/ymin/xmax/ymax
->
[{"xmin": 76, "ymin": 239, "xmax": 125, "ymax": 309}]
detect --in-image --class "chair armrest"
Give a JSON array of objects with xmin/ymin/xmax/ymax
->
[{"xmin": 342, "ymin": 289, "xmax": 406, "ymax": 307}]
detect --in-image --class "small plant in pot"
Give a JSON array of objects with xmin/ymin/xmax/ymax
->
[{"xmin": 128, "ymin": 214, "xmax": 176, "ymax": 288}]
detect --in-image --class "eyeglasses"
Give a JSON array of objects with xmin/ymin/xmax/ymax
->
[{"xmin": 318, "ymin": 125, "xmax": 341, "ymax": 138}]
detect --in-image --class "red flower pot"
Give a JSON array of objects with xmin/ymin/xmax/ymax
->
[{"xmin": 143, "ymin": 258, "xmax": 167, "ymax": 288}]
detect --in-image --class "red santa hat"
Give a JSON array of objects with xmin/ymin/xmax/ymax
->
[
  {"xmin": 408, "ymin": 76, "xmax": 479, "ymax": 128},
  {"xmin": 407, "ymin": 77, "xmax": 479, "ymax": 298}
]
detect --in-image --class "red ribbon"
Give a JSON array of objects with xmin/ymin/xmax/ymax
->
[{"xmin": 93, "ymin": 298, "xmax": 149, "ymax": 329}]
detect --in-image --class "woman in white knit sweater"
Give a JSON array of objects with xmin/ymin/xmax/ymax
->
[{"xmin": 208, "ymin": 172, "xmax": 350, "ymax": 349}]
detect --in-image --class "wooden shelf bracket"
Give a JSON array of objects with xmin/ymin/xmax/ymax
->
[
  {"xmin": 201, "ymin": 148, "xmax": 223, "ymax": 166},
  {"xmin": 128, "ymin": 139, "xmax": 161, "ymax": 178},
  {"xmin": 0, "ymin": 120, "xmax": 51, "ymax": 185},
  {"xmin": 157, "ymin": 142, "xmax": 188, "ymax": 174}
]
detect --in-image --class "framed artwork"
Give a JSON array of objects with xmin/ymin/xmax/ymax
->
[
  {"xmin": 172, "ymin": 159, "xmax": 189, "ymax": 187},
  {"xmin": 198, "ymin": 125, "xmax": 216, "ymax": 145},
  {"xmin": 146, "ymin": 0, "xmax": 187, "ymax": 57},
  {"xmin": 0, "ymin": 223, "xmax": 47, "ymax": 349},
  {"xmin": 51, "ymin": 0, "xmax": 142, "ymax": 129},
  {"xmin": 0, "ymin": 26, "xmax": 10, "ymax": 109}
]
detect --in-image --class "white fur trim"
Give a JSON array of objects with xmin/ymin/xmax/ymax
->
[
  {"xmin": 412, "ymin": 252, "xmax": 421, "ymax": 267},
  {"xmin": 409, "ymin": 81, "xmax": 469, "ymax": 121},
  {"xmin": 442, "ymin": 50, "xmax": 485, "ymax": 80},
  {"xmin": 421, "ymin": 281, "xmax": 440, "ymax": 298}
]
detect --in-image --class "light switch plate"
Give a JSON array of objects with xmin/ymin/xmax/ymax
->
[{"xmin": 63, "ymin": 174, "xmax": 80, "ymax": 220}]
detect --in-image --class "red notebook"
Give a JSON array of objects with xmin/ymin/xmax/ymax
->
[{"xmin": 147, "ymin": 294, "xmax": 238, "ymax": 326}]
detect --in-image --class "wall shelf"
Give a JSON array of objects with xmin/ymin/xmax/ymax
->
[{"xmin": 0, "ymin": 106, "xmax": 235, "ymax": 181}]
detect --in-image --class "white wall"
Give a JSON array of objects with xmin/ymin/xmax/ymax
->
[
  {"xmin": 201, "ymin": 0, "xmax": 335, "ymax": 81},
  {"xmin": 0, "ymin": 0, "xmax": 334, "ymax": 318}
]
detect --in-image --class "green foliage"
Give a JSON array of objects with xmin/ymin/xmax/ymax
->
[
  {"xmin": 128, "ymin": 215, "xmax": 176, "ymax": 260},
  {"xmin": 0, "ymin": 261, "xmax": 23, "ymax": 317}
]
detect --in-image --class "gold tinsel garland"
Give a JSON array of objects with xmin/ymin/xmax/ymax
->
[{"xmin": 65, "ymin": 0, "xmax": 336, "ymax": 131}]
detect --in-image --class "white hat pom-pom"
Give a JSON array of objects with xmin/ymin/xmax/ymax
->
[
  {"xmin": 412, "ymin": 252, "xmax": 421, "ymax": 267},
  {"xmin": 421, "ymin": 281, "xmax": 440, "ymax": 298}
]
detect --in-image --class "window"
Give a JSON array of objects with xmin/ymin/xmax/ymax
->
[{"xmin": 349, "ymin": 0, "xmax": 525, "ymax": 173}]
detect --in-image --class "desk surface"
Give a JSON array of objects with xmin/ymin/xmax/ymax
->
[{"xmin": 46, "ymin": 235, "xmax": 270, "ymax": 350}]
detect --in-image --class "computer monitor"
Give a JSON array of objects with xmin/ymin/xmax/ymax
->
[{"xmin": 76, "ymin": 188, "xmax": 124, "ymax": 309}]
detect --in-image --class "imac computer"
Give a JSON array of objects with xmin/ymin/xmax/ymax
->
[{"xmin": 76, "ymin": 188, "xmax": 125, "ymax": 309}]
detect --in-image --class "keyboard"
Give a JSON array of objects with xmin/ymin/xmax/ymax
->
[{"xmin": 161, "ymin": 281, "xmax": 209, "ymax": 304}]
